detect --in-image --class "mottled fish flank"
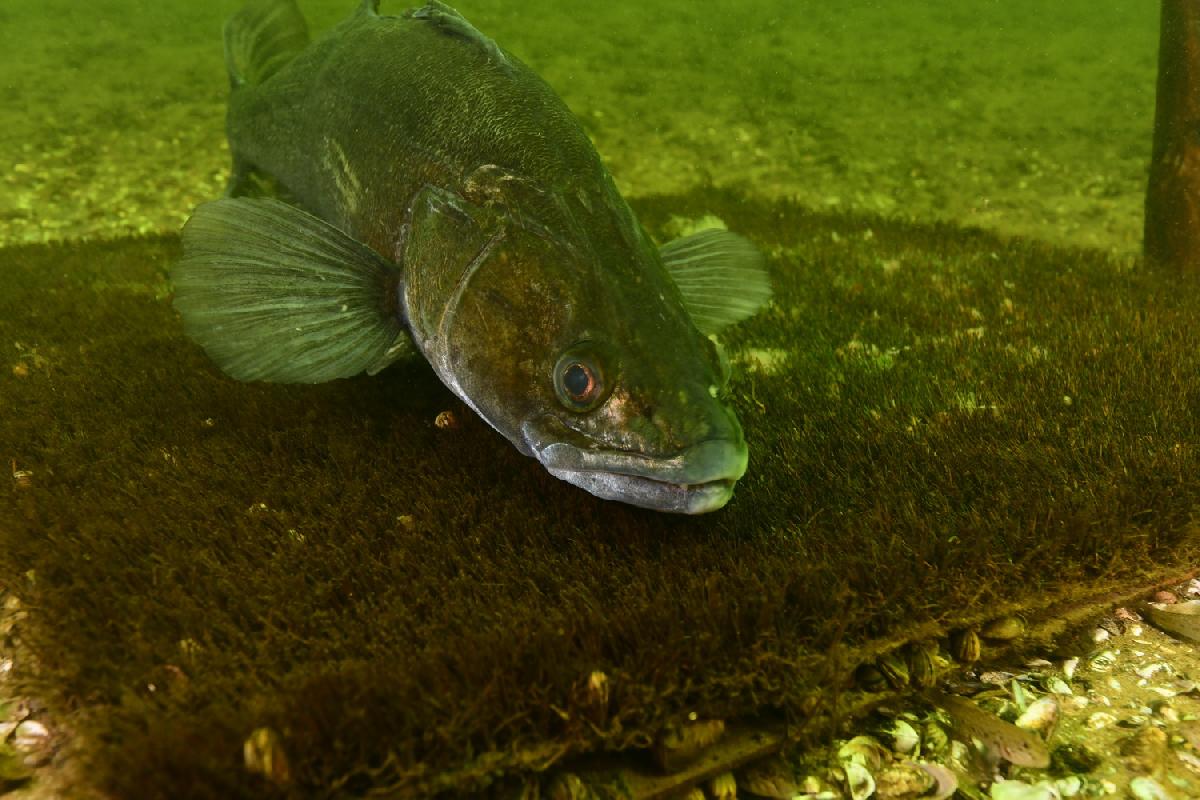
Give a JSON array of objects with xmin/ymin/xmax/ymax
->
[
  {"xmin": 170, "ymin": 0, "xmax": 772, "ymax": 513},
  {"xmin": 925, "ymin": 689, "xmax": 1052, "ymax": 768}
]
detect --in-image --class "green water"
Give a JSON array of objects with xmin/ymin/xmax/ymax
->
[
  {"xmin": 1, "ymin": 3, "xmax": 1191, "ymax": 798},
  {"xmin": 0, "ymin": 0, "xmax": 1156, "ymax": 251}
]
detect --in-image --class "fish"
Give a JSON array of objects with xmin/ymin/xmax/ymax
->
[
  {"xmin": 170, "ymin": 0, "xmax": 772, "ymax": 514},
  {"xmin": 924, "ymin": 689, "xmax": 1051, "ymax": 769}
]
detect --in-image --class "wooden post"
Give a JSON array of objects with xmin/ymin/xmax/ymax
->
[{"xmin": 1145, "ymin": 0, "xmax": 1200, "ymax": 271}]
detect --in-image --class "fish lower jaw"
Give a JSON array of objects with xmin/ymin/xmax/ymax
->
[{"xmin": 545, "ymin": 467, "xmax": 736, "ymax": 514}]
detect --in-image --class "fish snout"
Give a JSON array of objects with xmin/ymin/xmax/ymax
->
[
  {"xmin": 531, "ymin": 432, "xmax": 748, "ymax": 514},
  {"xmin": 682, "ymin": 437, "xmax": 749, "ymax": 484}
]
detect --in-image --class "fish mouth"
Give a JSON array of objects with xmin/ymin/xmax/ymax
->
[{"xmin": 534, "ymin": 437, "xmax": 749, "ymax": 514}]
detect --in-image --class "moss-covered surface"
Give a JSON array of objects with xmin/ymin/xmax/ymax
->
[{"xmin": 1, "ymin": 193, "xmax": 1199, "ymax": 798}]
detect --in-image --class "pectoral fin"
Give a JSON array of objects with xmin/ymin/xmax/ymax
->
[
  {"xmin": 172, "ymin": 197, "xmax": 412, "ymax": 384},
  {"xmin": 659, "ymin": 229, "xmax": 772, "ymax": 335}
]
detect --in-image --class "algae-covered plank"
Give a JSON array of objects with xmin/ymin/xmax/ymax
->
[{"xmin": 575, "ymin": 722, "xmax": 783, "ymax": 800}]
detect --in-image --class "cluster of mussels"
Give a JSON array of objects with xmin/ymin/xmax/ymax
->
[
  {"xmin": 536, "ymin": 578, "xmax": 1200, "ymax": 800},
  {"xmin": 853, "ymin": 616, "xmax": 1025, "ymax": 694}
]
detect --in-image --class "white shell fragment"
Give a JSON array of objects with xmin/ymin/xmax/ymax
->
[
  {"xmin": 882, "ymin": 719, "xmax": 920, "ymax": 755},
  {"xmin": 989, "ymin": 778, "xmax": 1057, "ymax": 800},
  {"xmin": 916, "ymin": 761, "xmax": 958, "ymax": 800},
  {"xmin": 843, "ymin": 762, "xmax": 875, "ymax": 800},
  {"xmin": 1129, "ymin": 776, "xmax": 1171, "ymax": 800},
  {"xmin": 1134, "ymin": 662, "xmax": 1173, "ymax": 680},
  {"xmin": 1054, "ymin": 775, "xmax": 1083, "ymax": 797},
  {"xmin": 838, "ymin": 735, "xmax": 892, "ymax": 771},
  {"xmin": 12, "ymin": 719, "xmax": 48, "ymax": 751},
  {"xmin": 1015, "ymin": 695, "xmax": 1059, "ymax": 736},
  {"xmin": 1176, "ymin": 748, "xmax": 1200, "ymax": 774},
  {"xmin": 1044, "ymin": 676, "xmax": 1073, "ymax": 696}
]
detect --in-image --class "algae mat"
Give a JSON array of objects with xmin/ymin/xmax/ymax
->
[{"xmin": 1, "ymin": 195, "xmax": 1198, "ymax": 798}]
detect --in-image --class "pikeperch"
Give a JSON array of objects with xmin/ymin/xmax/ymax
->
[{"xmin": 171, "ymin": 0, "xmax": 772, "ymax": 513}]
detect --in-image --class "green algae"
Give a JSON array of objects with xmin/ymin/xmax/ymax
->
[{"xmin": 0, "ymin": 194, "xmax": 1198, "ymax": 797}]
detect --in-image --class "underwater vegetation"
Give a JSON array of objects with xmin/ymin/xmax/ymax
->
[
  {"xmin": 2, "ymin": 0, "xmax": 1200, "ymax": 796},
  {"xmin": 1, "ymin": 189, "xmax": 1198, "ymax": 796}
]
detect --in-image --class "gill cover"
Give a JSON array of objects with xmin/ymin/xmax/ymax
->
[{"xmin": 400, "ymin": 182, "xmax": 581, "ymax": 452}]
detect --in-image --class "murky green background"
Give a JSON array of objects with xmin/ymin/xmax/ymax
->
[{"xmin": 0, "ymin": 1, "xmax": 1156, "ymax": 252}]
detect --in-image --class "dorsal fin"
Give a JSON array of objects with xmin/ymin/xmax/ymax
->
[
  {"xmin": 404, "ymin": 1, "xmax": 508, "ymax": 66},
  {"xmin": 223, "ymin": 0, "xmax": 310, "ymax": 89}
]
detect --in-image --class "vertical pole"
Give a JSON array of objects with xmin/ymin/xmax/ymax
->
[{"xmin": 1145, "ymin": 0, "xmax": 1200, "ymax": 271}]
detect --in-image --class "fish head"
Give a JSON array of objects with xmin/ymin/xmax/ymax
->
[
  {"xmin": 526, "ymin": 249, "xmax": 749, "ymax": 515},
  {"xmin": 409, "ymin": 210, "xmax": 748, "ymax": 514}
]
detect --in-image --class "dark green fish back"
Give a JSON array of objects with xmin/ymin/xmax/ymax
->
[{"xmin": 225, "ymin": 2, "xmax": 606, "ymax": 257}]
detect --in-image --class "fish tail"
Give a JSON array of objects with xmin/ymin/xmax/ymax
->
[{"xmin": 223, "ymin": 0, "xmax": 310, "ymax": 90}]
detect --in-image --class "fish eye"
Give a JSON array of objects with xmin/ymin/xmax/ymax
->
[
  {"xmin": 563, "ymin": 363, "xmax": 593, "ymax": 399},
  {"xmin": 553, "ymin": 347, "xmax": 608, "ymax": 411}
]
